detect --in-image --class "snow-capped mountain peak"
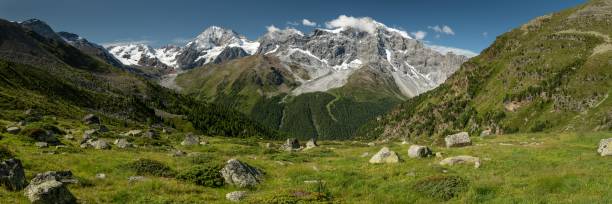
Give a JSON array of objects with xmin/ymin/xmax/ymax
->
[{"xmin": 191, "ymin": 26, "xmax": 243, "ymax": 50}]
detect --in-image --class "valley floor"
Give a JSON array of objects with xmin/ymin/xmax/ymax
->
[{"xmin": 0, "ymin": 125, "xmax": 611, "ymax": 203}]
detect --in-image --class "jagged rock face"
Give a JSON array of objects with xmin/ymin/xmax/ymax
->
[
  {"xmin": 19, "ymin": 19, "xmax": 63, "ymax": 41},
  {"xmin": 57, "ymin": 32, "xmax": 124, "ymax": 68},
  {"xmin": 257, "ymin": 25, "xmax": 469, "ymax": 97},
  {"xmin": 213, "ymin": 47, "xmax": 248, "ymax": 64}
]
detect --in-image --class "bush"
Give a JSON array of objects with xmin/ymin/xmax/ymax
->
[
  {"xmin": 126, "ymin": 159, "xmax": 175, "ymax": 177},
  {"xmin": 0, "ymin": 146, "xmax": 14, "ymax": 160},
  {"xmin": 176, "ymin": 164, "xmax": 224, "ymax": 188},
  {"xmin": 412, "ymin": 175, "xmax": 469, "ymax": 201}
]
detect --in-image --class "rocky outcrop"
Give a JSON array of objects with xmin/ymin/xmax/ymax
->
[
  {"xmin": 6, "ymin": 126, "xmax": 20, "ymax": 134},
  {"xmin": 114, "ymin": 139, "xmax": 132, "ymax": 149},
  {"xmin": 407, "ymin": 145, "xmax": 432, "ymax": 158},
  {"xmin": 220, "ymin": 159, "xmax": 264, "ymax": 188},
  {"xmin": 440, "ymin": 156, "xmax": 481, "ymax": 168},
  {"xmin": 213, "ymin": 47, "xmax": 248, "ymax": 64},
  {"xmin": 369, "ymin": 147, "xmax": 400, "ymax": 164},
  {"xmin": 444, "ymin": 132, "xmax": 472, "ymax": 148},
  {"xmin": 0, "ymin": 158, "xmax": 26, "ymax": 191}
]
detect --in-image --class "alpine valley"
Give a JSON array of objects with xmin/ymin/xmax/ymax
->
[
  {"xmin": 0, "ymin": 0, "xmax": 611, "ymax": 203},
  {"xmin": 105, "ymin": 17, "xmax": 469, "ymax": 140}
]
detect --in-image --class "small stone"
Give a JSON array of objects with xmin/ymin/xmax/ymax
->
[
  {"xmin": 435, "ymin": 152, "xmax": 444, "ymax": 158},
  {"xmin": 180, "ymin": 133, "xmax": 199, "ymax": 146},
  {"xmin": 226, "ymin": 191, "xmax": 247, "ymax": 202},
  {"xmin": 35, "ymin": 142, "xmax": 49, "ymax": 148},
  {"xmin": 480, "ymin": 129, "xmax": 493, "ymax": 137},
  {"xmin": 95, "ymin": 173, "xmax": 106, "ymax": 179},
  {"xmin": 407, "ymin": 145, "xmax": 433, "ymax": 158},
  {"xmin": 304, "ymin": 138, "xmax": 318, "ymax": 150},
  {"xmin": 281, "ymin": 138, "xmax": 301, "ymax": 151},
  {"xmin": 369, "ymin": 147, "xmax": 400, "ymax": 164},
  {"xmin": 367, "ymin": 142, "xmax": 375, "ymax": 146},
  {"xmin": 6, "ymin": 127, "xmax": 20, "ymax": 134},
  {"xmin": 89, "ymin": 139, "xmax": 111, "ymax": 150},
  {"xmin": 444, "ymin": 132, "xmax": 472, "ymax": 148},
  {"xmin": 124, "ymin": 130, "xmax": 142, "ymax": 136},
  {"xmin": 128, "ymin": 176, "xmax": 145, "ymax": 183},
  {"xmin": 114, "ymin": 139, "xmax": 132, "ymax": 149},
  {"xmin": 199, "ymin": 141, "xmax": 208, "ymax": 145},
  {"xmin": 82, "ymin": 114, "xmax": 100, "ymax": 125},
  {"xmin": 360, "ymin": 152, "xmax": 370, "ymax": 158},
  {"xmin": 170, "ymin": 149, "xmax": 186, "ymax": 157},
  {"xmin": 64, "ymin": 135, "xmax": 74, "ymax": 140},
  {"xmin": 440, "ymin": 155, "xmax": 481, "ymax": 168}
]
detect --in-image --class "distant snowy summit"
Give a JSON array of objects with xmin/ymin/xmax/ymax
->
[{"xmin": 105, "ymin": 16, "xmax": 470, "ymax": 97}]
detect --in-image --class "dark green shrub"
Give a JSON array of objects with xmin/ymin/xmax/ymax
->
[
  {"xmin": 412, "ymin": 175, "xmax": 469, "ymax": 201},
  {"xmin": 21, "ymin": 128, "xmax": 48, "ymax": 140},
  {"xmin": 176, "ymin": 164, "xmax": 224, "ymax": 188},
  {"xmin": 126, "ymin": 159, "xmax": 175, "ymax": 177},
  {"xmin": 0, "ymin": 146, "xmax": 14, "ymax": 160}
]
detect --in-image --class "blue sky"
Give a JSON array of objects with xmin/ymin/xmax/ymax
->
[{"xmin": 0, "ymin": 0, "xmax": 586, "ymax": 54}]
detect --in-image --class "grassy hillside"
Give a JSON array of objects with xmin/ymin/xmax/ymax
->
[
  {"xmin": 176, "ymin": 55, "xmax": 404, "ymax": 140},
  {"xmin": 0, "ymin": 19, "xmax": 283, "ymax": 139},
  {"xmin": 358, "ymin": 0, "xmax": 612, "ymax": 142}
]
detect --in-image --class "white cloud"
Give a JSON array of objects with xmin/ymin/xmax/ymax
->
[
  {"xmin": 428, "ymin": 25, "xmax": 455, "ymax": 35},
  {"xmin": 482, "ymin": 32, "xmax": 488, "ymax": 37},
  {"xmin": 101, "ymin": 40, "xmax": 153, "ymax": 47},
  {"xmin": 426, "ymin": 44, "xmax": 478, "ymax": 58},
  {"xmin": 266, "ymin": 25, "xmax": 280, "ymax": 33},
  {"xmin": 302, "ymin": 19, "xmax": 317, "ymax": 27},
  {"xmin": 286, "ymin": 21, "xmax": 299, "ymax": 26},
  {"xmin": 411, "ymin": 31, "xmax": 427, "ymax": 40},
  {"xmin": 325, "ymin": 15, "xmax": 379, "ymax": 34}
]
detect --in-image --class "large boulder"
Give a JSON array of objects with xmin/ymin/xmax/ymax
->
[
  {"xmin": 25, "ymin": 171, "xmax": 77, "ymax": 204},
  {"xmin": 598, "ymin": 138, "xmax": 612, "ymax": 156},
  {"xmin": 369, "ymin": 147, "xmax": 400, "ymax": 164},
  {"xmin": 281, "ymin": 138, "xmax": 300, "ymax": 151},
  {"xmin": 25, "ymin": 180, "xmax": 76, "ymax": 204},
  {"xmin": 82, "ymin": 139, "xmax": 110, "ymax": 150},
  {"xmin": 440, "ymin": 155, "xmax": 481, "ymax": 168},
  {"xmin": 82, "ymin": 114, "xmax": 100, "ymax": 125},
  {"xmin": 444, "ymin": 132, "xmax": 472, "ymax": 148},
  {"xmin": 226, "ymin": 191, "xmax": 247, "ymax": 202},
  {"xmin": 407, "ymin": 145, "xmax": 433, "ymax": 158},
  {"xmin": 6, "ymin": 126, "xmax": 20, "ymax": 134},
  {"xmin": 180, "ymin": 133, "xmax": 199, "ymax": 146},
  {"xmin": 0, "ymin": 158, "xmax": 27, "ymax": 190},
  {"xmin": 220, "ymin": 159, "xmax": 264, "ymax": 188}
]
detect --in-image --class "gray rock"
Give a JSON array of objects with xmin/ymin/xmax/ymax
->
[
  {"xmin": 124, "ymin": 130, "xmax": 143, "ymax": 136},
  {"xmin": 114, "ymin": 139, "xmax": 131, "ymax": 149},
  {"xmin": 0, "ymin": 158, "xmax": 27, "ymax": 190},
  {"xmin": 220, "ymin": 159, "xmax": 264, "ymax": 188},
  {"xmin": 128, "ymin": 176, "xmax": 145, "ymax": 183},
  {"xmin": 369, "ymin": 147, "xmax": 400, "ymax": 164},
  {"xmin": 444, "ymin": 132, "xmax": 472, "ymax": 148},
  {"xmin": 170, "ymin": 149, "xmax": 187, "ymax": 157},
  {"xmin": 6, "ymin": 126, "xmax": 20, "ymax": 134},
  {"xmin": 440, "ymin": 155, "xmax": 481, "ymax": 168},
  {"xmin": 226, "ymin": 191, "xmax": 248, "ymax": 202},
  {"xmin": 304, "ymin": 138, "xmax": 318, "ymax": 150},
  {"xmin": 24, "ymin": 180, "xmax": 76, "ymax": 204},
  {"xmin": 82, "ymin": 114, "xmax": 100, "ymax": 125},
  {"xmin": 95, "ymin": 173, "xmax": 106, "ymax": 179},
  {"xmin": 88, "ymin": 139, "xmax": 110, "ymax": 150},
  {"xmin": 598, "ymin": 138, "xmax": 612, "ymax": 156},
  {"xmin": 407, "ymin": 145, "xmax": 432, "ymax": 158},
  {"xmin": 30, "ymin": 171, "xmax": 77, "ymax": 185},
  {"xmin": 281, "ymin": 138, "xmax": 300, "ymax": 151},
  {"xmin": 35, "ymin": 142, "xmax": 49, "ymax": 148},
  {"xmin": 180, "ymin": 133, "xmax": 199, "ymax": 146},
  {"xmin": 480, "ymin": 129, "xmax": 493, "ymax": 137},
  {"xmin": 144, "ymin": 130, "xmax": 157, "ymax": 139}
]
